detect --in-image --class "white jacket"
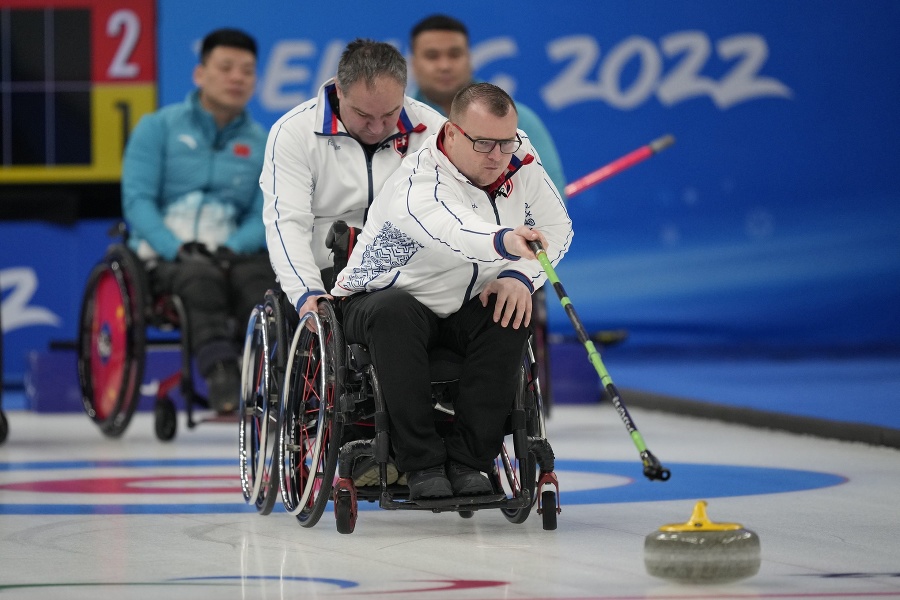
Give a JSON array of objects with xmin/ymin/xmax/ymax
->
[
  {"xmin": 332, "ymin": 129, "xmax": 573, "ymax": 317},
  {"xmin": 261, "ymin": 79, "xmax": 446, "ymax": 310}
]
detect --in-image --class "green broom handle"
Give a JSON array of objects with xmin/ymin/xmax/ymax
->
[{"xmin": 527, "ymin": 240, "xmax": 670, "ymax": 480}]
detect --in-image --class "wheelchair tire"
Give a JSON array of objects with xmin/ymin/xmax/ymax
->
[
  {"xmin": 541, "ymin": 490, "xmax": 558, "ymax": 531},
  {"xmin": 279, "ymin": 299, "xmax": 344, "ymax": 528},
  {"xmin": 498, "ymin": 450, "xmax": 538, "ymax": 524},
  {"xmin": 334, "ymin": 490, "xmax": 356, "ymax": 534},
  {"xmin": 532, "ymin": 287, "xmax": 552, "ymax": 417},
  {"xmin": 77, "ymin": 245, "xmax": 148, "ymax": 438},
  {"xmin": 154, "ymin": 396, "xmax": 177, "ymax": 441},
  {"xmin": 0, "ymin": 411, "xmax": 7, "ymax": 445},
  {"xmin": 239, "ymin": 301, "xmax": 281, "ymax": 516},
  {"xmin": 499, "ymin": 349, "xmax": 546, "ymax": 524}
]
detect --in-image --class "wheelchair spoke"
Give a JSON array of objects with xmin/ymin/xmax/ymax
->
[
  {"xmin": 277, "ymin": 300, "xmax": 344, "ymax": 527},
  {"xmin": 498, "ymin": 444, "xmax": 522, "ymax": 497},
  {"xmin": 238, "ymin": 304, "xmax": 282, "ymax": 515}
]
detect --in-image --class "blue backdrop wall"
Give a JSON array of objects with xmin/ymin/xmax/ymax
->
[
  {"xmin": 2, "ymin": 0, "xmax": 899, "ymax": 383},
  {"xmin": 149, "ymin": 0, "xmax": 900, "ymax": 353}
]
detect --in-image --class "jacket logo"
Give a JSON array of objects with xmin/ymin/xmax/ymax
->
[
  {"xmin": 495, "ymin": 180, "xmax": 514, "ymax": 198},
  {"xmin": 328, "ymin": 138, "xmax": 341, "ymax": 150},
  {"xmin": 233, "ymin": 143, "xmax": 250, "ymax": 157},
  {"xmin": 393, "ymin": 134, "xmax": 410, "ymax": 156},
  {"xmin": 178, "ymin": 134, "xmax": 198, "ymax": 150},
  {"xmin": 524, "ymin": 202, "xmax": 535, "ymax": 227}
]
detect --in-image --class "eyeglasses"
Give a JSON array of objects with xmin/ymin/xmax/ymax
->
[{"xmin": 450, "ymin": 122, "xmax": 521, "ymax": 154}]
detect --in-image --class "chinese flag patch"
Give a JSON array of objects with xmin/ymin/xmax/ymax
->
[{"xmin": 233, "ymin": 143, "xmax": 251, "ymax": 157}]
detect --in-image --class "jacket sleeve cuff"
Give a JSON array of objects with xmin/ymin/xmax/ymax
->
[
  {"xmin": 498, "ymin": 270, "xmax": 534, "ymax": 294},
  {"xmin": 296, "ymin": 290, "xmax": 327, "ymax": 313},
  {"xmin": 493, "ymin": 228, "xmax": 520, "ymax": 260}
]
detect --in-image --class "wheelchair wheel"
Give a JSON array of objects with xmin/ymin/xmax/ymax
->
[
  {"xmin": 498, "ymin": 348, "xmax": 546, "ymax": 524},
  {"xmin": 154, "ymin": 396, "xmax": 177, "ymax": 441},
  {"xmin": 334, "ymin": 490, "xmax": 356, "ymax": 534},
  {"xmin": 239, "ymin": 299, "xmax": 281, "ymax": 515},
  {"xmin": 496, "ymin": 448, "xmax": 538, "ymax": 524},
  {"xmin": 541, "ymin": 489, "xmax": 558, "ymax": 530},
  {"xmin": 279, "ymin": 299, "xmax": 344, "ymax": 528},
  {"xmin": 77, "ymin": 245, "xmax": 147, "ymax": 438},
  {"xmin": 532, "ymin": 287, "xmax": 552, "ymax": 416},
  {"xmin": 0, "ymin": 411, "xmax": 7, "ymax": 445}
]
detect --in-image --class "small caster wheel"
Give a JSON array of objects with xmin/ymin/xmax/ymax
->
[
  {"xmin": 154, "ymin": 396, "xmax": 177, "ymax": 441},
  {"xmin": 0, "ymin": 411, "xmax": 8, "ymax": 445},
  {"xmin": 541, "ymin": 490, "xmax": 558, "ymax": 531},
  {"xmin": 458, "ymin": 510, "xmax": 474, "ymax": 519},
  {"xmin": 335, "ymin": 491, "xmax": 357, "ymax": 534}
]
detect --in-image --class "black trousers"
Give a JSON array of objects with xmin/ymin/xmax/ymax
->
[
  {"xmin": 341, "ymin": 288, "xmax": 531, "ymax": 473},
  {"xmin": 149, "ymin": 251, "xmax": 275, "ymax": 375}
]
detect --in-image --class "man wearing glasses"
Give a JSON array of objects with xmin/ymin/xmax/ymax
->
[{"xmin": 333, "ymin": 83, "xmax": 572, "ymax": 501}]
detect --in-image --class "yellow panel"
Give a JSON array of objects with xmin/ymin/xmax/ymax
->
[
  {"xmin": 0, "ymin": 84, "xmax": 156, "ymax": 184},
  {"xmin": 91, "ymin": 83, "xmax": 157, "ymax": 180}
]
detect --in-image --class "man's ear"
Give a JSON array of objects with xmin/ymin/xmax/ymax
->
[{"xmin": 192, "ymin": 63, "xmax": 204, "ymax": 88}]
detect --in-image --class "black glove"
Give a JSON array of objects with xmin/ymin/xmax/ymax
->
[
  {"xmin": 176, "ymin": 242, "xmax": 214, "ymax": 264},
  {"xmin": 214, "ymin": 246, "xmax": 238, "ymax": 271}
]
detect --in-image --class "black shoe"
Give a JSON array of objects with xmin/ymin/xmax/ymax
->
[
  {"xmin": 446, "ymin": 461, "xmax": 493, "ymax": 496},
  {"xmin": 406, "ymin": 465, "xmax": 452, "ymax": 500},
  {"xmin": 206, "ymin": 360, "xmax": 240, "ymax": 415},
  {"xmin": 351, "ymin": 455, "xmax": 399, "ymax": 487}
]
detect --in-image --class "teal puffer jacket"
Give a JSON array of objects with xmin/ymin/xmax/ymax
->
[{"xmin": 122, "ymin": 90, "xmax": 267, "ymax": 261}]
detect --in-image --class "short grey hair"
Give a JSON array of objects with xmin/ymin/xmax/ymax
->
[
  {"xmin": 449, "ymin": 82, "xmax": 517, "ymax": 122},
  {"xmin": 336, "ymin": 38, "xmax": 407, "ymax": 90}
]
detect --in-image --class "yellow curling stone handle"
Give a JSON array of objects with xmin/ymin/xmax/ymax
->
[{"xmin": 658, "ymin": 500, "xmax": 744, "ymax": 532}]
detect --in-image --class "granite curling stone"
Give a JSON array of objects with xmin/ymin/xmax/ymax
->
[{"xmin": 644, "ymin": 500, "xmax": 761, "ymax": 583}]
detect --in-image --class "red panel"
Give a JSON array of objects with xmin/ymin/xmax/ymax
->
[
  {"xmin": 0, "ymin": 0, "xmax": 89, "ymax": 6},
  {"xmin": 92, "ymin": 0, "xmax": 156, "ymax": 83}
]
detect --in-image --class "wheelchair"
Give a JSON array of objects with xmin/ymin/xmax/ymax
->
[
  {"xmin": 238, "ymin": 222, "xmax": 354, "ymax": 516},
  {"xmin": 269, "ymin": 297, "xmax": 560, "ymax": 534},
  {"xmin": 239, "ymin": 288, "xmax": 296, "ymax": 515},
  {"xmin": 77, "ymin": 225, "xmax": 212, "ymax": 441}
]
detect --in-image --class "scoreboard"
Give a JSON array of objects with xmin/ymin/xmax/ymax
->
[{"xmin": 0, "ymin": 0, "xmax": 156, "ymax": 183}]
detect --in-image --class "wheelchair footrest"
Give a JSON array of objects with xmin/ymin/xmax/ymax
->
[
  {"xmin": 354, "ymin": 483, "xmax": 409, "ymax": 502},
  {"xmin": 380, "ymin": 492, "xmax": 524, "ymax": 512},
  {"xmin": 409, "ymin": 493, "xmax": 507, "ymax": 508}
]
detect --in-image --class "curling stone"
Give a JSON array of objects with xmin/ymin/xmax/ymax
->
[{"xmin": 644, "ymin": 500, "xmax": 760, "ymax": 584}]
